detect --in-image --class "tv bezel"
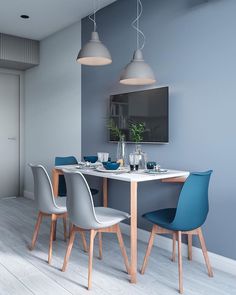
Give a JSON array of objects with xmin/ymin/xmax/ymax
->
[{"xmin": 108, "ymin": 87, "xmax": 169, "ymax": 144}]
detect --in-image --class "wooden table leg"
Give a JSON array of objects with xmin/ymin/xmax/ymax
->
[
  {"xmin": 52, "ymin": 168, "xmax": 59, "ymax": 197},
  {"xmin": 103, "ymin": 178, "xmax": 108, "ymax": 207},
  {"xmin": 52, "ymin": 169, "xmax": 60, "ymax": 240},
  {"xmin": 130, "ymin": 181, "xmax": 137, "ymax": 283}
]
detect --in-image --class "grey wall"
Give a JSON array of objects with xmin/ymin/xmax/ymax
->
[
  {"xmin": 24, "ymin": 21, "xmax": 81, "ymax": 194},
  {"xmin": 82, "ymin": 0, "xmax": 236, "ymax": 260}
]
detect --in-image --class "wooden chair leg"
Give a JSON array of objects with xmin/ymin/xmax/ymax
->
[
  {"xmin": 188, "ymin": 234, "xmax": 192, "ymax": 261},
  {"xmin": 68, "ymin": 222, "xmax": 72, "ymax": 239},
  {"xmin": 48, "ymin": 215, "xmax": 56, "ymax": 264},
  {"xmin": 98, "ymin": 232, "xmax": 102, "ymax": 260},
  {"xmin": 30, "ymin": 212, "xmax": 43, "ymax": 250},
  {"xmin": 80, "ymin": 231, "xmax": 88, "ymax": 252},
  {"xmin": 63, "ymin": 216, "xmax": 67, "ymax": 242},
  {"xmin": 53, "ymin": 220, "xmax": 57, "ymax": 241},
  {"xmin": 88, "ymin": 230, "xmax": 96, "ymax": 290},
  {"xmin": 62, "ymin": 226, "xmax": 76, "ymax": 272},
  {"xmin": 178, "ymin": 231, "xmax": 183, "ymax": 294},
  {"xmin": 116, "ymin": 225, "xmax": 130, "ymax": 274},
  {"xmin": 172, "ymin": 233, "xmax": 176, "ymax": 262},
  {"xmin": 141, "ymin": 225, "xmax": 156, "ymax": 274},
  {"xmin": 198, "ymin": 228, "xmax": 213, "ymax": 277}
]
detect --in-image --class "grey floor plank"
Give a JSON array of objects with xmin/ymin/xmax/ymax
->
[
  {"xmin": 0, "ymin": 197, "xmax": 235, "ymax": 295},
  {"xmin": 0, "ymin": 263, "xmax": 33, "ymax": 295},
  {"xmin": 0, "ymin": 242, "xmax": 72, "ymax": 295}
]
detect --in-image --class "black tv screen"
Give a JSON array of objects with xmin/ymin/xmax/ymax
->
[{"xmin": 109, "ymin": 87, "xmax": 169, "ymax": 143}]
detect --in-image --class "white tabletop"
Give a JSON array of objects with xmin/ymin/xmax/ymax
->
[{"xmin": 55, "ymin": 165, "xmax": 189, "ymax": 183}]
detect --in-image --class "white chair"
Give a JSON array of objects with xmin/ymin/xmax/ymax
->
[
  {"xmin": 61, "ymin": 170, "xmax": 130, "ymax": 290},
  {"xmin": 29, "ymin": 165, "xmax": 87, "ymax": 264}
]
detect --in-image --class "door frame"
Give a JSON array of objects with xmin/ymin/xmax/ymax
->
[{"xmin": 0, "ymin": 68, "xmax": 24, "ymax": 196}]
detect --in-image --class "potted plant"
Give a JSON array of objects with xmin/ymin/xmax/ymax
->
[
  {"xmin": 129, "ymin": 122, "xmax": 145, "ymax": 144},
  {"xmin": 107, "ymin": 119, "xmax": 124, "ymax": 141},
  {"xmin": 129, "ymin": 122, "xmax": 146, "ymax": 169}
]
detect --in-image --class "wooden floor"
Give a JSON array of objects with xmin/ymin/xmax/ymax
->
[{"xmin": 0, "ymin": 197, "xmax": 235, "ymax": 295}]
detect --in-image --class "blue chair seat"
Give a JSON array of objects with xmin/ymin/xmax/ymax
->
[
  {"xmin": 143, "ymin": 208, "xmax": 176, "ymax": 230},
  {"xmin": 143, "ymin": 171, "xmax": 213, "ymax": 232}
]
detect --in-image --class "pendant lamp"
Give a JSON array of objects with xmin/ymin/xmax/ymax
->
[
  {"xmin": 77, "ymin": 1, "xmax": 112, "ymax": 66},
  {"xmin": 120, "ymin": 0, "xmax": 156, "ymax": 85}
]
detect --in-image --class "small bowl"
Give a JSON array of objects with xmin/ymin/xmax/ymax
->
[
  {"xmin": 103, "ymin": 161, "xmax": 120, "ymax": 170},
  {"xmin": 84, "ymin": 156, "xmax": 98, "ymax": 163},
  {"xmin": 147, "ymin": 161, "xmax": 157, "ymax": 170}
]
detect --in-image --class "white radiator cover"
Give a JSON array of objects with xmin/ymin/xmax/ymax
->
[{"xmin": 0, "ymin": 33, "xmax": 39, "ymax": 70}]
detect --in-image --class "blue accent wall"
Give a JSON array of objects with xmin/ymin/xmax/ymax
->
[{"xmin": 82, "ymin": 0, "xmax": 236, "ymax": 260}]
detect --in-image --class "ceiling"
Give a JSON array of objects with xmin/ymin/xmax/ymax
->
[{"xmin": 0, "ymin": 0, "xmax": 116, "ymax": 40}]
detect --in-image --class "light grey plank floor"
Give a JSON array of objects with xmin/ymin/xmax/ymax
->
[{"xmin": 0, "ymin": 197, "xmax": 235, "ymax": 295}]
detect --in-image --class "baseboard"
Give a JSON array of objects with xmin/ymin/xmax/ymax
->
[
  {"xmin": 23, "ymin": 190, "xmax": 34, "ymax": 200},
  {"xmin": 120, "ymin": 223, "xmax": 236, "ymax": 277}
]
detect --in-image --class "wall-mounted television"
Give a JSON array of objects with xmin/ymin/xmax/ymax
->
[{"xmin": 109, "ymin": 87, "xmax": 169, "ymax": 143}]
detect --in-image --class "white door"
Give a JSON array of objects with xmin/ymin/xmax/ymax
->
[{"xmin": 0, "ymin": 73, "xmax": 20, "ymax": 198}]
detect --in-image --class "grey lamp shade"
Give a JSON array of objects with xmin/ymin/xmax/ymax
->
[
  {"xmin": 77, "ymin": 31, "xmax": 112, "ymax": 66},
  {"xmin": 120, "ymin": 49, "xmax": 156, "ymax": 85}
]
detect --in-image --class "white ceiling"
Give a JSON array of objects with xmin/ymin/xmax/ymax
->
[{"xmin": 0, "ymin": 0, "xmax": 116, "ymax": 40}]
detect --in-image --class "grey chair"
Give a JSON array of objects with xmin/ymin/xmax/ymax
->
[
  {"xmin": 61, "ymin": 170, "xmax": 130, "ymax": 290},
  {"xmin": 29, "ymin": 165, "xmax": 87, "ymax": 264}
]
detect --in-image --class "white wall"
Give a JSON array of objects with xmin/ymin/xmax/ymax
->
[{"xmin": 24, "ymin": 21, "xmax": 81, "ymax": 195}]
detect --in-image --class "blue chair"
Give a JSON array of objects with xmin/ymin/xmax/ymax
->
[
  {"xmin": 141, "ymin": 171, "xmax": 213, "ymax": 294},
  {"xmin": 55, "ymin": 156, "xmax": 99, "ymax": 197}
]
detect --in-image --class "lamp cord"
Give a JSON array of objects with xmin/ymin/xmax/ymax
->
[
  {"xmin": 132, "ymin": 0, "xmax": 145, "ymax": 50},
  {"xmin": 89, "ymin": 0, "xmax": 100, "ymax": 32}
]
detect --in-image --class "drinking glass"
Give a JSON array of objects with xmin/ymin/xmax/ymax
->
[
  {"xmin": 97, "ymin": 152, "xmax": 109, "ymax": 162},
  {"xmin": 129, "ymin": 153, "xmax": 140, "ymax": 171},
  {"xmin": 103, "ymin": 152, "xmax": 109, "ymax": 162}
]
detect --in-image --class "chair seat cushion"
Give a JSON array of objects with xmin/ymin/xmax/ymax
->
[
  {"xmin": 55, "ymin": 197, "xmax": 66, "ymax": 207},
  {"xmin": 52, "ymin": 197, "xmax": 67, "ymax": 214},
  {"xmin": 94, "ymin": 207, "xmax": 130, "ymax": 229},
  {"xmin": 143, "ymin": 208, "xmax": 176, "ymax": 230}
]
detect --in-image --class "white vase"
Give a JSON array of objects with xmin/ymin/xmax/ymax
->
[{"xmin": 116, "ymin": 136, "xmax": 127, "ymax": 167}]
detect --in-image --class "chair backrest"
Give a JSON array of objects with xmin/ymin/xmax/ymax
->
[
  {"xmin": 55, "ymin": 156, "xmax": 78, "ymax": 196},
  {"xmin": 63, "ymin": 170, "xmax": 100, "ymax": 229},
  {"xmin": 30, "ymin": 164, "xmax": 58, "ymax": 214},
  {"xmin": 55, "ymin": 156, "xmax": 78, "ymax": 166},
  {"xmin": 171, "ymin": 170, "xmax": 213, "ymax": 231}
]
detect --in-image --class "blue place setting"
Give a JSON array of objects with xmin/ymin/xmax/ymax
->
[
  {"xmin": 146, "ymin": 161, "xmax": 157, "ymax": 170},
  {"xmin": 83, "ymin": 156, "xmax": 98, "ymax": 163},
  {"xmin": 103, "ymin": 161, "xmax": 120, "ymax": 170}
]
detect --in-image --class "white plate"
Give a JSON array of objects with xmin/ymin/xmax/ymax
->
[
  {"xmin": 79, "ymin": 162, "xmax": 102, "ymax": 168},
  {"xmin": 77, "ymin": 162, "xmax": 86, "ymax": 166},
  {"xmin": 96, "ymin": 166, "xmax": 129, "ymax": 173},
  {"xmin": 145, "ymin": 169, "xmax": 168, "ymax": 174}
]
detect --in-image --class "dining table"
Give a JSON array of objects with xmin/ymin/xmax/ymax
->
[{"xmin": 52, "ymin": 164, "xmax": 189, "ymax": 284}]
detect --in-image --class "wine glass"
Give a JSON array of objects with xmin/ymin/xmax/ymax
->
[{"xmin": 129, "ymin": 153, "xmax": 140, "ymax": 171}]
